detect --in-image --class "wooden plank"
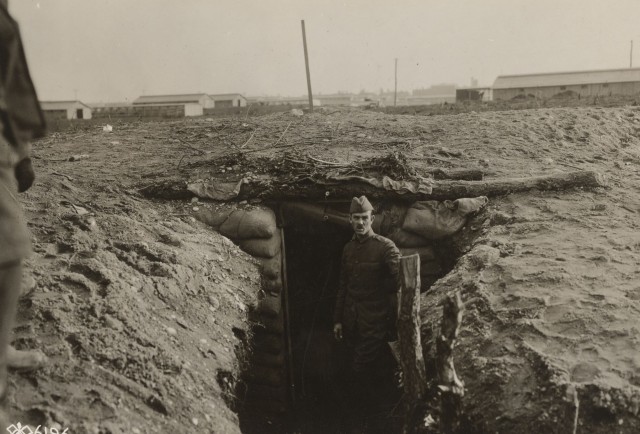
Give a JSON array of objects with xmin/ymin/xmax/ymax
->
[
  {"xmin": 398, "ymin": 254, "xmax": 428, "ymax": 433},
  {"xmin": 436, "ymin": 292, "xmax": 465, "ymax": 434}
]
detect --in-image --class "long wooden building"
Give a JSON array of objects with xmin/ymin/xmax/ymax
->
[{"xmin": 493, "ymin": 67, "xmax": 640, "ymax": 100}]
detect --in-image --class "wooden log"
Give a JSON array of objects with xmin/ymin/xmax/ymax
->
[
  {"xmin": 436, "ymin": 292, "xmax": 465, "ymax": 434},
  {"xmin": 429, "ymin": 170, "xmax": 606, "ymax": 201},
  {"xmin": 427, "ymin": 168, "xmax": 483, "ymax": 181},
  {"xmin": 398, "ymin": 254, "xmax": 428, "ymax": 434}
]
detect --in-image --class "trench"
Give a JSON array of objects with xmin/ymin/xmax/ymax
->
[{"xmin": 233, "ymin": 201, "xmax": 464, "ymax": 434}]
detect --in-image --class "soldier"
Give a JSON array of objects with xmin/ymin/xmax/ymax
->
[
  {"xmin": 0, "ymin": 1, "xmax": 47, "ymax": 428},
  {"xmin": 333, "ymin": 195, "xmax": 401, "ymax": 432}
]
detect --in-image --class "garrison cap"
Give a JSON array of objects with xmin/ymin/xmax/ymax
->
[{"xmin": 350, "ymin": 195, "xmax": 373, "ymax": 213}]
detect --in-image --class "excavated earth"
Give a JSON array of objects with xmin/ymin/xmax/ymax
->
[{"xmin": 5, "ymin": 105, "xmax": 640, "ymax": 433}]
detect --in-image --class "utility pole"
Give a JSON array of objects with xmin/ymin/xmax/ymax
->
[
  {"xmin": 631, "ymin": 40, "xmax": 634, "ymax": 68},
  {"xmin": 394, "ymin": 58, "xmax": 398, "ymax": 107},
  {"xmin": 301, "ymin": 20, "xmax": 314, "ymax": 112}
]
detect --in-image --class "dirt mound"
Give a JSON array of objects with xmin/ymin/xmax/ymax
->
[
  {"xmin": 9, "ymin": 167, "xmax": 260, "ymax": 432},
  {"xmin": 7, "ymin": 105, "xmax": 640, "ymax": 432}
]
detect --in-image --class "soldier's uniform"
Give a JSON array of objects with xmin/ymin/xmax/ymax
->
[
  {"xmin": 334, "ymin": 228, "xmax": 400, "ymax": 372},
  {"xmin": 0, "ymin": 3, "xmax": 45, "ymax": 429},
  {"xmin": 0, "ymin": 2, "xmax": 45, "ymax": 266},
  {"xmin": 333, "ymin": 196, "xmax": 402, "ymax": 432}
]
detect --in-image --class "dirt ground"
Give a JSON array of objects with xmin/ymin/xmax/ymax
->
[{"xmin": 6, "ymin": 105, "xmax": 640, "ymax": 433}]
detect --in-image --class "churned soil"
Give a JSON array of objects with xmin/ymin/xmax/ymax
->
[{"xmin": 5, "ymin": 104, "xmax": 640, "ymax": 433}]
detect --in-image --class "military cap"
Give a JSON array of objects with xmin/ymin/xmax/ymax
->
[{"xmin": 350, "ymin": 195, "xmax": 373, "ymax": 213}]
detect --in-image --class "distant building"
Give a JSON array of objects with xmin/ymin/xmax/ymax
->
[
  {"xmin": 247, "ymin": 96, "xmax": 321, "ymax": 107},
  {"xmin": 407, "ymin": 84, "xmax": 457, "ymax": 105},
  {"xmin": 351, "ymin": 93, "xmax": 380, "ymax": 107},
  {"xmin": 209, "ymin": 93, "xmax": 247, "ymax": 108},
  {"xmin": 317, "ymin": 94, "xmax": 353, "ymax": 106},
  {"xmin": 456, "ymin": 87, "xmax": 493, "ymax": 102},
  {"xmin": 88, "ymin": 101, "xmax": 132, "ymax": 110},
  {"xmin": 378, "ymin": 91, "xmax": 410, "ymax": 107},
  {"xmin": 406, "ymin": 94, "xmax": 456, "ymax": 105},
  {"xmin": 493, "ymin": 67, "xmax": 640, "ymax": 100},
  {"xmin": 133, "ymin": 93, "xmax": 215, "ymax": 108},
  {"xmin": 412, "ymin": 84, "xmax": 457, "ymax": 97},
  {"xmin": 91, "ymin": 103, "xmax": 202, "ymax": 119},
  {"xmin": 40, "ymin": 100, "xmax": 92, "ymax": 120}
]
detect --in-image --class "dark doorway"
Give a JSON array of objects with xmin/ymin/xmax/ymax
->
[
  {"xmin": 283, "ymin": 213, "xmax": 352, "ymax": 433},
  {"xmin": 281, "ymin": 203, "xmax": 405, "ymax": 434},
  {"xmin": 76, "ymin": 109, "xmax": 83, "ymax": 119}
]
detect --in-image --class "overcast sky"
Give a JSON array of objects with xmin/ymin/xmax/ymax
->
[{"xmin": 10, "ymin": 0, "xmax": 640, "ymax": 102}]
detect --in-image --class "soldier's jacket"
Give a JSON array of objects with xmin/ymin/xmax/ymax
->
[
  {"xmin": 0, "ymin": 4, "xmax": 45, "ymax": 265},
  {"xmin": 334, "ymin": 229, "xmax": 400, "ymax": 369}
]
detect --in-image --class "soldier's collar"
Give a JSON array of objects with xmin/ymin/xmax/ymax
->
[{"xmin": 352, "ymin": 229, "xmax": 374, "ymax": 243}]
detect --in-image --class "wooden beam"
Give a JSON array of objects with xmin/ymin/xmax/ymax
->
[
  {"xmin": 398, "ymin": 254, "xmax": 428, "ymax": 433},
  {"xmin": 427, "ymin": 168, "xmax": 483, "ymax": 181},
  {"xmin": 436, "ymin": 292, "xmax": 465, "ymax": 434}
]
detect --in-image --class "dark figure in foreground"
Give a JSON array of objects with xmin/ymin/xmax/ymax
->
[
  {"xmin": 0, "ymin": 1, "xmax": 47, "ymax": 428},
  {"xmin": 333, "ymin": 195, "xmax": 402, "ymax": 433}
]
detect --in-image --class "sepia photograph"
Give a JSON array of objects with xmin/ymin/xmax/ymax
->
[{"xmin": 1, "ymin": 1, "xmax": 640, "ymax": 433}]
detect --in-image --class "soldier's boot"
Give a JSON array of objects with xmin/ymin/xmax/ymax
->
[
  {"xmin": 0, "ymin": 262, "xmax": 22, "ymax": 431},
  {"xmin": 7, "ymin": 345, "xmax": 46, "ymax": 371},
  {"xmin": 0, "ymin": 362, "xmax": 9, "ymax": 432}
]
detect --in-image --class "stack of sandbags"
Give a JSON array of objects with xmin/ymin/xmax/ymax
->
[
  {"xmin": 373, "ymin": 197, "xmax": 488, "ymax": 241},
  {"xmin": 195, "ymin": 206, "xmax": 289, "ymax": 413},
  {"xmin": 245, "ymin": 291, "xmax": 288, "ymax": 413},
  {"xmin": 373, "ymin": 197, "xmax": 488, "ymax": 291},
  {"xmin": 401, "ymin": 197, "xmax": 488, "ymax": 240},
  {"xmin": 193, "ymin": 206, "xmax": 234, "ymax": 230},
  {"xmin": 195, "ymin": 206, "xmax": 284, "ymax": 310}
]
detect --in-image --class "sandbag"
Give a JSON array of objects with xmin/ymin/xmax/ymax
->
[
  {"xmin": 262, "ymin": 275, "xmax": 283, "ymax": 295},
  {"xmin": 371, "ymin": 213, "xmax": 384, "ymax": 234},
  {"xmin": 219, "ymin": 208, "xmax": 277, "ymax": 240},
  {"xmin": 253, "ymin": 311, "xmax": 285, "ymax": 334},
  {"xmin": 399, "ymin": 246, "xmax": 437, "ymax": 261},
  {"xmin": 238, "ymin": 232, "xmax": 281, "ymax": 258},
  {"xmin": 456, "ymin": 196, "xmax": 490, "ymax": 214},
  {"xmin": 245, "ymin": 364, "xmax": 284, "ymax": 386},
  {"xmin": 252, "ymin": 331, "xmax": 284, "ymax": 355},
  {"xmin": 258, "ymin": 253, "xmax": 281, "ymax": 280},
  {"xmin": 252, "ymin": 351, "xmax": 286, "ymax": 369},
  {"xmin": 402, "ymin": 196, "xmax": 488, "ymax": 240},
  {"xmin": 243, "ymin": 398, "xmax": 287, "ymax": 414},
  {"xmin": 372, "ymin": 205, "xmax": 408, "ymax": 236},
  {"xmin": 257, "ymin": 293, "xmax": 281, "ymax": 317},
  {"xmin": 245, "ymin": 383, "xmax": 287, "ymax": 401},
  {"xmin": 387, "ymin": 228, "xmax": 430, "ymax": 247},
  {"xmin": 193, "ymin": 207, "xmax": 233, "ymax": 230}
]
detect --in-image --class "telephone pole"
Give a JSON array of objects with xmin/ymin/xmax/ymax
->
[
  {"xmin": 301, "ymin": 20, "xmax": 314, "ymax": 112},
  {"xmin": 394, "ymin": 58, "xmax": 398, "ymax": 107},
  {"xmin": 631, "ymin": 40, "xmax": 634, "ymax": 68}
]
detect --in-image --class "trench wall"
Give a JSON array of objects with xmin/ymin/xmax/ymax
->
[{"xmin": 192, "ymin": 197, "xmax": 489, "ymax": 421}]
